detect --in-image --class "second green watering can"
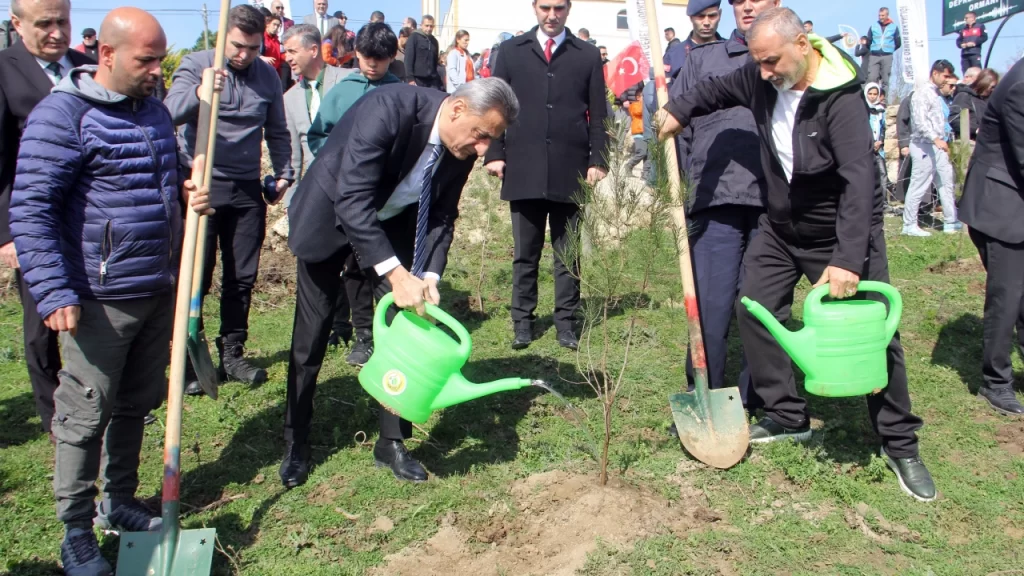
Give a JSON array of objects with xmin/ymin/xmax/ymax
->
[
  {"xmin": 740, "ymin": 281, "xmax": 902, "ymax": 398},
  {"xmin": 359, "ymin": 293, "xmax": 536, "ymax": 424}
]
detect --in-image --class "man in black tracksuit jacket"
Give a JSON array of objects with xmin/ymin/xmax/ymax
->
[{"xmin": 660, "ymin": 8, "xmax": 936, "ymax": 502}]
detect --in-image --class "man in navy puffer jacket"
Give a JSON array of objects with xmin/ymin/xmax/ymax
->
[{"xmin": 9, "ymin": 9, "xmax": 211, "ymax": 576}]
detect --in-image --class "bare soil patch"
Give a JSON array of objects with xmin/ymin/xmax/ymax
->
[
  {"xmin": 995, "ymin": 421, "xmax": 1024, "ymax": 457},
  {"xmin": 372, "ymin": 470, "xmax": 725, "ymax": 576}
]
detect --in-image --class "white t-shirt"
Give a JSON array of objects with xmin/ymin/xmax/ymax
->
[{"xmin": 771, "ymin": 88, "xmax": 805, "ymax": 182}]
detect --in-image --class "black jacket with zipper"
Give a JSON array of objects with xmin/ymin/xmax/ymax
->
[{"xmin": 664, "ymin": 49, "xmax": 879, "ymax": 273}]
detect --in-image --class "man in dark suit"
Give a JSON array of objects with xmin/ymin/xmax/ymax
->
[
  {"xmin": 0, "ymin": 0, "xmax": 94, "ymax": 443},
  {"xmin": 485, "ymin": 0, "xmax": 608, "ymax": 351},
  {"xmin": 959, "ymin": 57, "xmax": 1024, "ymax": 416},
  {"xmin": 280, "ymin": 79, "xmax": 519, "ymax": 487}
]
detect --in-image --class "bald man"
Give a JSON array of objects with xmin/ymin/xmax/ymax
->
[{"xmin": 9, "ymin": 8, "xmax": 211, "ymax": 575}]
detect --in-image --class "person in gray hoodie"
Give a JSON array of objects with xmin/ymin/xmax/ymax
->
[{"xmin": 165, "ymin": 4, "xmax": 294, "ymax": 390}]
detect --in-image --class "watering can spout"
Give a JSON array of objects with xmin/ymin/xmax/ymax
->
[
  {"xmin": 740, "ymin": 296, "xmax": 816, "ymax": 377},
  {"xmin": 430, "ymin": 373, "xmax": 534, "ymax": 412}
]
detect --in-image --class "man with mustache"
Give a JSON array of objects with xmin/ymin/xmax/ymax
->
[
  {"xmin": 9, "ymin": 8, "xmax": 212, "ymax": 574},
  {"xmin": 660, "ymin": 7, "xmax": 936, "ymax": 502}
]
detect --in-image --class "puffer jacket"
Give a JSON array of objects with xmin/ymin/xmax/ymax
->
[{"xmin": 10, "ymin": 66, "xmax": 182, "ymax": 321}]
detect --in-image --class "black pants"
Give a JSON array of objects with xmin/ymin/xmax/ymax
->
[
  {"xmin": 510, "ymin": 199, "xmax": 581, "ymax": 332},
  {"xmin": 16, "ymin": 270, "xmax": 61, "ymax": 433},
  {"xmin": 284, "ymin": 209, "xmax": 416, "ymax": 444},
  {"xmin": 736, "ymin": 217, "xmax": 922, "ymax": 458},
  {"xmin": 201, "ymin": 177, "xmax": 266, "ymax": 344},
  {"xmin": 969, "ymin": 228, "xmax": 1024, "ymax": 391},
  {"xmin": 686, "ymin": 207, "xmax": 762, "ymax": 407},
  {"xmin": 962, "ymin": 54, "xmax": 982, "ymax": 74},
  {"xmin": 332, "ymin": 251, "xmax": 374, "ymax": 337}
]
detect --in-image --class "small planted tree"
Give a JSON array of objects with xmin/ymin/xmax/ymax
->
[{"xmin": 562, "ymin": 111, "xmax": 676, "ymax": 485}]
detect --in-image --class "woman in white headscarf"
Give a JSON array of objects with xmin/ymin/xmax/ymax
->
[{"xmin": 864, "ymin": 82, "xmax": 890, "ymax": 193}]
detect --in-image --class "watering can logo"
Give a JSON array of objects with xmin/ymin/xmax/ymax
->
[
  {"xmin": 383, "ymin": 370, "xmax": 407, "ymax": 396},
  {"xmin": 740, "ymin": 281, "xmax": 902, "ymax": 398},
  {"xmin": 360, "ymin": 293, "xmax": 537, "ymax": 424}
]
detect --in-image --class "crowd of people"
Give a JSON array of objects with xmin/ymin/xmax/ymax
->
[{"xmin": 0, "ymin": 0, "xmax": 1022, "ymax": 575}]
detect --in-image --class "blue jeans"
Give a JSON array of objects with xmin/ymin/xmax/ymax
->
[{"xmin": 685, "ymin": 206, "xmax": 764, "ymax": 408}]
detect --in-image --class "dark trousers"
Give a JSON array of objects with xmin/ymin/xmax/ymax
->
[
  {"xmin": 510, "ymin": 199, "xmax": 581, "ymax": 332},
  {"xmin": 332, "ymin": 251, "xmax": 374, "ymax": 337},
  {"xmin": 969, "ymin": 228, "xmax": 1024, "ymax": 391},
  {"xmin": 201, "ymin": 177, "xmax": 267, "ymax": 344},
  {"xmin": 736, "ymin": 217, "xmax": 922, "ymax": 458},
  {"xmin": 962, "ymin": 54, "xmax": 982, "ymax": 74},
  {"xmin": 16, "ymin": 270, "xmax": 61, "ymax": 433},
  {"xmin": 685, "ymin": 207, "xmax": 763, "ymax": 407},
  {"xmin": 284, "ymin": 210, "xmax": 416, "ymax": 444}
]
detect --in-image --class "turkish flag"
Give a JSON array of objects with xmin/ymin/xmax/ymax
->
[{"xmin": 604, "ymin": 41, "xmax": 650, "ymax": 99}]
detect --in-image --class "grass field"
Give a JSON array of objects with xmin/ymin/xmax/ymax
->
[{"xmin": 1, "ymin": 170, "xmax": 1022, "ymax": 575}]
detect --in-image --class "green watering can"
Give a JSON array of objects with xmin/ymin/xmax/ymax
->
[
  {"xmin": 740, "ymin": 281, "xmax": 902, "ymax": 398},
  {"xmin": 359, "ymin": 293, "xmax": 537, "ymax": 424}
]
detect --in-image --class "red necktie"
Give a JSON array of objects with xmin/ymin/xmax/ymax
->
[{"xmin": 545, "ymin": 38, "xmax": 555, "ymax": 63}]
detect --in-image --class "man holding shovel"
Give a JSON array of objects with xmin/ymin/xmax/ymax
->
[
  {"xmin": 659, "ymin": 7, "xmax": 936, "ymax": 502},
  {"xmin": 166, "ymin": 4, "xmax": 294, "ymax": 392},
  {"xmin": 8, "ymin": 8, "xmax": 212, "ymax": 575}
]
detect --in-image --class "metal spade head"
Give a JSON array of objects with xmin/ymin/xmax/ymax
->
[
  {"xmin": 670, "ymin": 386, "xmax": 749, "ymax": 469},
  {"xmin": 186, "ymin": 319, "xmax": 219, "ymax": 400},
  {"xmin": 116, "ymin": 527, "xmax": 217, "ymax": 576}
]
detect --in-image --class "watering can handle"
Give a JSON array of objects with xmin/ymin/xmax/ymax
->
[
  {"xmin": 805, "ymin": 281, "xmax": 903, "ymax": 342},
  {"xmin": 374, "ymin": 292, "xmax": 473, "ymax": 362}
]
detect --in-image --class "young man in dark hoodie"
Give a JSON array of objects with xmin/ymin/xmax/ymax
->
[
  {"xmin": 956, "ymin": 11, "xmax": 987, "ymax": 74},
  {"xmin": 659, "ymin": 7, "xmax": 936, "ymax": 502},
  {"xmin": 404, "ymin": 14, "xmax": 442, "ymax": 89}
]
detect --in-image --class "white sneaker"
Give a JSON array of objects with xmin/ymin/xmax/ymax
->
[
  {"xmin": 901, "ymin": 226, "xmax": 932, "ymax": 237},
  {"xmin": 943, "ymin": 222, "xmax": 963, "ymax": 234}
]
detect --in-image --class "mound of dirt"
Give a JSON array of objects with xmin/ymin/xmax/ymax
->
[
  {"xmin": 927, "ymin": 257, "xmax": 984, "ymax": 276},
  {"xmin": 373, "ymin": 470, "xmax": 720, "ymax": 576},
  {"xmin": 995, "ymin": 421, "xmax": 1024, "ymax": 456}
]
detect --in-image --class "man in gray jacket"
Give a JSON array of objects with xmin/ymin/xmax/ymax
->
[
  {"xmin": 667, "ymin": 0, "xmax": 776, "ymax": 409},
  {"xmin": 165, "ymin": 4, "xmax": 294, "ymax": 390}
]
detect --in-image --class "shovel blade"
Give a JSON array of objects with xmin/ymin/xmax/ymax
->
[
  {"xmin": 186, "ymin": 320, "xmax": 219, "ymax": 400},
  {"xmin": 116, "ymin": 528, "xmax": 216, "ymax": 576},
  {"xmin": 670, "ymin": 386, "xmax": 749, "ymax": 469}
]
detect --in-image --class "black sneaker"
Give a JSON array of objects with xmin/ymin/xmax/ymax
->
[
  {"xmin": 978, "ymin": 386, "xmax": 1024, "ymax": 416},
  {"xmin": 328, "ymin": 329, "xmax": 351, "ymax": 348},
  {"xmin": 94, "ymin": 498, "xmax": 161, "ymax": 532},
  {"xmin": 881, "ymin": 447, "xmax": 937, "ymax": 502},
  {"xmin": 346, "ymin": 335, "xmax": 373, "ymax": 367},
  {"xmin": 61, "ymin": 528, "xmax": 112, "ymax": 576},
  {"xmin": 217, "ymin": 337, "xmax": 267, "ymax": 385},
  {"xmin": 749, "ymin": 416, "xmax": 812, "ymax": 444}
]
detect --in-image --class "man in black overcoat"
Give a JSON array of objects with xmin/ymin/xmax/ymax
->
[{"xmin": 484, "ymin": 0, "xmax": 608, "ymax": 351}]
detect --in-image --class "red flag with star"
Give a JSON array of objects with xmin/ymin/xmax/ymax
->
[{"xmin": 604, "ymin": 41, "xmax": 650, "ymax": 99}]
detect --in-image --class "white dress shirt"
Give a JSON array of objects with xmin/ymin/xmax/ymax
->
[
  {"xmin": 35, "ymin": 54, "xmax": 73, "ymax": 86},
  {"xmin": 374, "ymin": 105, "xmax": 445, "ymax": 279},
  {"xmin": 536, "ymin": 28, "xmax": 567, "ymax": 54}
]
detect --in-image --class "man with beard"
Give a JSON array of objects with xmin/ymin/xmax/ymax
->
[
  {"xmin": 73, "ymin": 27, "xmax": 97, "ymax": 59},
  {"xmin": 659, "ymin": 7, "xmax": 936, "ymax": 502},
  {"xmin": 9, "ymin": 8, "xmax": 213, "ymax": 574},
  {"xmin": 166, "ymin": 4, "xmax": 294, "ymax": 392}
]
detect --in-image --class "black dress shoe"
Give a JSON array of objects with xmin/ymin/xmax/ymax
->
[
  {"xmin": 511, "ymin": 327, "xmax": 532, "ymax": 350},
  {"xmin": 557, "ymin": 329, "xmax": 579, "ymax": 350},
  {"xmin": 979, "ymin": 386, "xmax": 1024, "ymax": 416},
  {"xmin": 278, "ymin": 440, "xmax": 311, "ymax": 489},
  {"xmin": 184, "ymin": 381, "xmax": 205, "ymax": 396},
  {"xmin": 373, "ymin": 439, "xmax": 427, "ymax": 482}
]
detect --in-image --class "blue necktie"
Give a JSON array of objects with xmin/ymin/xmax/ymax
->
[{"xmin": 412, "ymin": 144, "xmax": 444, "ymax": 278}]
